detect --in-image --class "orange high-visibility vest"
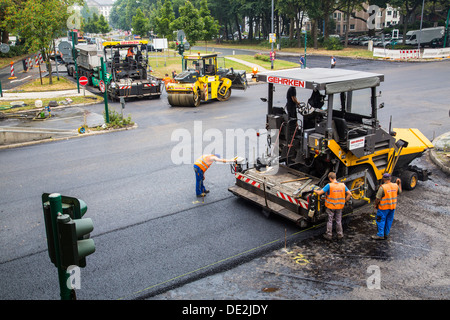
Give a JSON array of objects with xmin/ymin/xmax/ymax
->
[
  {"xmin": 378, "ymin": 182, "xmax": 399, "ymax": 210},
  {"xmin": 325, "ymin": 182, "xmax": 346, "ymax": 210},
  {"xmin": 194, "ymin": 154, "xmax": 215, "ymax": 172}
]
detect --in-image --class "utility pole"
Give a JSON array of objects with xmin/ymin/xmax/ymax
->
[
  {"xmin": 100, "ymin": 57, "xmax": 109, "ymax": 124},
  {"xmin": 444, "ymin": 7, "xmax": 450, "ymax": 48},
  {"xmin": 271, "ymin": 0, "xmax": 274, "ymax": 70},
  {"xmin": 418, "ymin": 0, "xmax": 425, "ymax": 52},
  {"xmin": 71, "ymin": 31, "xmax": 80, "ymax": 93}
]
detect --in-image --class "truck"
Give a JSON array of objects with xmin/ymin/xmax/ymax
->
[
  {"xmin": 58, "ymin": 40, "xmax": 161, "ymax": 101},
  {"xmin": 102, "ymin": 40, "xmax": 161, "ymax": 101},
  {"xmin": 228, "ymin": 68, "xmax": 433, "ymax": 227},
  {"xmin": 405, "ymin": 27, "xmax": 445, "ymax": 46},
  {"xmin": 58, "ymin": 42, "xmax": 112, "ymax": 88}
]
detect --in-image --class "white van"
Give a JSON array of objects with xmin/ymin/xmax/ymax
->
[{"xmin": 405, "ymin": 27, "xmax": 445, "ymax": 46}]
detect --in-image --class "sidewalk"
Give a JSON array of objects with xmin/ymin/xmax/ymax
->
[
  {"xmin": 0, "ymin": 88, "xmax": 96, "ymax": 101},
  {"xmin": 224, "ymin": 56, "xmax": 270, "ymax": 72},
  {"xmin": 430, "ymin": 131, "xmax": 450, "ymax": 175}
]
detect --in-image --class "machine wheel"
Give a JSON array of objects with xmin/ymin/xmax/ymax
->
[
  {"xmin": 217, "ymin": 88, "xmax": 231, "ymax": 101},
  {"xmin": 401, "ymin": 170, "xmax": 418, "ymax": 190},
  {"xmin": 346, "ymin": 166, "xmax": 376, "ymax": 206},
  {"xmin": 168, "ymin": 90, "xmax": 200, "ymax": 107}
]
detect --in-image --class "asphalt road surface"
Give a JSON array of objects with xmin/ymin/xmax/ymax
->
[{"xmin": 0, "ymin": 56, "xmax": 449, "ymax": 300}]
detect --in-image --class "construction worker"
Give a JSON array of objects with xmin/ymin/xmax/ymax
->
[
  {"xmin": 315, "ymin": 172, "xmax": 352, "ymax": 241},
  {"xmin": 372, "ymin": 173, "xmax": 402, "ymax": 240},
  {"xmin": 162, "ymin": 73, "xmax": 173, "ymax": 91},
  {"xmin": 194, "ymin": 154, "xmax": 232, "ymax": 197},
  {"xmin": 286, "ymin": 86, "xmax": 300, "ymax": 119},
  {"xmin": 126, "ymin": 47, "xmax": 134, "ymax": 58}
]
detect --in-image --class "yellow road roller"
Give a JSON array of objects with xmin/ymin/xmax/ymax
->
[{"xmin": 166, "ymin": 53, "xmax": 247, "ymax": 107}]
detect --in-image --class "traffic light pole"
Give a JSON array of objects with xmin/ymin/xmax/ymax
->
[
  {"xmin": 100, "ymin": 57, "xmax": 109, "ymax": 124},
  {"xmin": 48, "ymin": 193, "xmax": 73, "ymax": 300},
  {"xmin": 71, "ymin": 32, "xmax": 80, "ymax": 94}
]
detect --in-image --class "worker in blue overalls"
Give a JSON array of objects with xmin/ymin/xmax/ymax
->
[{"xmin": 194, "ymin": 154, "xmax": 231, "ymax": 197}]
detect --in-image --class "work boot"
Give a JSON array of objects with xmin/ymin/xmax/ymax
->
[
  {"xmin": 371, "ymin": 235, "xmax": 385, "ymax": 240},
  {"xmin": 323, "ymin": 234, "xmax": 333, "ymax": 241}
]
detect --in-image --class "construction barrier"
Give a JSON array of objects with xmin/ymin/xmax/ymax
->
[
  {"xmin": 8, "ymin": 61, "xmax": 17, "ymax": 80},
  {"xmin": 374, "ymin": 47, "xmax": 450, "ymax": 59},
  {"xmin": 28, "ymin": 57, "xmax": 33, "ymax": 69},
  {"xmin": 400, "ymin": 50, "xmax": 420, "ymax": 59},
  {"xmin": 35, "ymin": 55, "xmax": 39, "ymax": 67},
  {"xmin": 39, "ymin": 53, "xmax": 43, "ymax": 64}
]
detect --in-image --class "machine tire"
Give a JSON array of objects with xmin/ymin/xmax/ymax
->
[
  {"xmin": 401, "ymin": 170, "xmax": 418, "ymax": 190},
  {"xmin": 193, "ymin": 89, "xmax": 201, "ymax": 107},
  {"xmin": 217, "ymin": 87, "xmax": 231, "ymax": 101}
]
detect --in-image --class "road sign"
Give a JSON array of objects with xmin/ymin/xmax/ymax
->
[
  {"xmin": 79, "ymin": 76, "xmax": 88, "ymax": 86},
  {"xmin": 269, "ymin": 33, "xmax": 276, "ymax": 43},
  {"xmin": 99, "ymin": 80, "xmax": 105, "ymax": 93},
  {"xmin": 0, "ymin": 43, "xmax": 10, "ymax": 54}
]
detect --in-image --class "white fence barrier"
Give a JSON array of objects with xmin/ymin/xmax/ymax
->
[{"xmin": 373, "ymin": 47, "xmax": 450, "ymax": 59}]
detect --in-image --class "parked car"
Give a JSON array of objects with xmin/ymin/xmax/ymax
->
[{"xmin": 430, "ymin": 37, "xmax": 444, "ymax": 48}]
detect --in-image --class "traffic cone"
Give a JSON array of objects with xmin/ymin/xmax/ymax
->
[{"xmin": 8, "ymin": 61, "xmax": 17, "ymax": 80}]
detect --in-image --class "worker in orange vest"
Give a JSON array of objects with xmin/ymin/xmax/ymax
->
[
  {"xmin": 315, "ymin": 172, "xmax": 352, "ymax": 241},
  {"xmin": 372, "ymin": 173, "xmax": 402, "ymax": 240},
  {"xmin": 194, "ymin": 154, "xmax": 231, "ymax": 197},
  {"xmin": 162, "ymin": 73, "xmax": 173, "ymax": 91}
]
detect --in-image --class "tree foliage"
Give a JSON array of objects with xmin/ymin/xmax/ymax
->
[
  {"xmin": 132, "ymin": 8, "xmax": 150, "ymax": 36},
  {"xmin": 3, "ymin": 0, "xmax": 82, "ymax": 84}
]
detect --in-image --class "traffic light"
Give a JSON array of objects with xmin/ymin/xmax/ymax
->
[
  {"xmin": 93, "ymin": 66, "xmax": 99, "ymax": 79},
  {"xmin": 42, "ymin": 193, "xmax": 95, "ymax": 269},
  {"xmin": 57, "ymin": 214, "xmax": 95, "ymax": 269},
  {"xmin": 42, "ymin": 199, "xmax": 57, "ymax": 266},
  {"xmin": 178, "ymin": 43, "xmax": 184, "ymax": 56},
  {"xmin": 72, "ymin": 48, "xmax": 80, "ymax": 59}
]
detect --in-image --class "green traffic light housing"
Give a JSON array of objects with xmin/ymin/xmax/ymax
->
[
  {"xmin": 178, "ymin": 43, "xmax": 185, "ymax": 56},
  {"xmin": 57, "ymin": 214, "xmax": 95, "ymax": 269},
  {"xmin": 42, "ymin": 193, "xmax": 94, "ymax": 269}
]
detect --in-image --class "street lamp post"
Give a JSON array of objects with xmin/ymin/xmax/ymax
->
[
  {"xmin": 418, "ymin": 0, "xmax": 425, "ymax": 52},
  {"xmin": 271, "ymin": 0, "xmax": 274, "ymax": 70}
]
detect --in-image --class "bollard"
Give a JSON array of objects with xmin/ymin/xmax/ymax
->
[
  {"xmin": 0, "ymin": 80, "xmax": 3, "ymax": 97},
  {"xmin": 22, "ymin": 59, "xmax": 28, "ymax": 72},
  {"xmin": 8, "ymin": 61, "xmax": 17, "ymax": 80}
]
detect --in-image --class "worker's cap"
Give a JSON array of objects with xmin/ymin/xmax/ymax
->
[{"xmin": 382, "ymin": 173, "xmax": 391, "ymax": 179}]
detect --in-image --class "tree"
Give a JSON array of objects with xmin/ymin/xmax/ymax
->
[
  {"xmin": 153, "ymin": 0, "xmax": 175, "ymax": 38},
  {"xmin": 171, "ymin": 1, "xmax": 203, "ymax": 46},
  {"xmin": 199, "ymin": 0, "xmax": 219, "ymax": 50},
  {"xmin": 132, "ymin": 8, "xmax": 149, "ymax": 36},
  {"xmin": 4, "ymin": 0, "xmax": 81, "ymax": 84},
  {"xmin": 390, "ymin": 0, "xmax": 424, "ymax": 44}
]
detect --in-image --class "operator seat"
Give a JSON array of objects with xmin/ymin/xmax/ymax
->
[{"xmin": 333, "ymin": 117, "xmax": 348, "ymax": 146}]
